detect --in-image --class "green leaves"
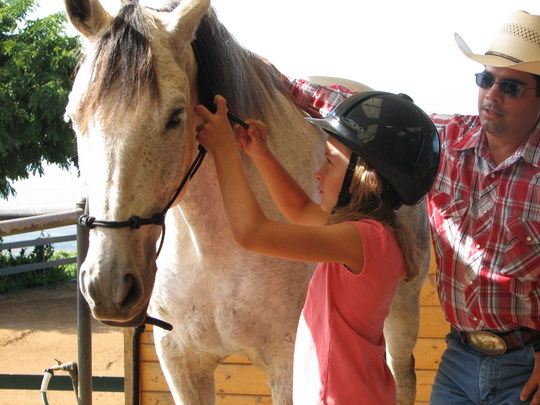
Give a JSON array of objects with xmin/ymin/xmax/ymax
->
[{"xmin": 0, "ymin": 0, "xmax": 79, "ymax": 198}]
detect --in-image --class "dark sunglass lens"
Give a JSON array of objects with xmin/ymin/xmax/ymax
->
[
  {"xmin": 475, "ymin": 73, "xmax": 493, "ymax": 89},
  {"xmin": 499, "ymin": 81, "xmax": 520, "ymax": 97}
]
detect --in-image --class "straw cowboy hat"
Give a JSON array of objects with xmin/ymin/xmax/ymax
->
[{"xmin": 455, "ymin": 10, "xmax": 540, "ymax": 75}]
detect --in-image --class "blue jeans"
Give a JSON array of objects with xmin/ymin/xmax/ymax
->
[{"xmin": 430, "ymin": 328, "xmax": 536, "ymax": 405}]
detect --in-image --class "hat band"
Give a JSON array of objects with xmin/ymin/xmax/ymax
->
[{"xmin": 485, "ymin": 51, "xmax": 523, "ymax": 64}]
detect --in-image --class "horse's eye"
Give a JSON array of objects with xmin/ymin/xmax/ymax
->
[{"xmin": 166, "ymin": 109, "xmax": 184, "ymax": 130}]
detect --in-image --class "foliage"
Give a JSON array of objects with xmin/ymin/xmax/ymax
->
[
  {"xmin": 0, "ymin": 0, "xmax": 80, "ymax": 198},
  {"xmin": 0, "ymin": 235, "xmax": 76, "ymax": 294}
]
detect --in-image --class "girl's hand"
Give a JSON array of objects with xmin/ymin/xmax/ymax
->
[
  {"xmin": 194, "ymin": 95, "xmax": 235, "ymax": 154},
  {"xmin": 234, "ymin": 119, "xmax": 271, "ymax": 160}
]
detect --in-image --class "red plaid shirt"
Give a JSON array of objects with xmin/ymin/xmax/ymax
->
[
  {"xmin": 430, "ymin": 114, "xmax": 540, "ymax": 332},
  {"xmin": 288, "ymin": 77, "xmax": 540, "ymax": 332},
  {"xmin": 286, "ymin": 77, "xmax": 353, "ymax": 118}
]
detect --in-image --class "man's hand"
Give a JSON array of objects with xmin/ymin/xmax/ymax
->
[{"xmin": 520, "ymin": 352, "xmax": 540, "ymax": 404}]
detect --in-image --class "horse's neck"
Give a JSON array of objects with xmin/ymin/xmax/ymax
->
[{"xmin": 175, "ymin": 86, "xmax": 326, "ymax": 249}]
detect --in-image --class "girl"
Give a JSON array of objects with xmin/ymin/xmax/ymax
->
[{"xmin": 194, "ymin": 91, "xmax": 439, "ymax": 404}]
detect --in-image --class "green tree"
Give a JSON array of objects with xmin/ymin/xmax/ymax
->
[{"xmin": 0, "ymin": 0, "xmax": 79, "ymax": 198}]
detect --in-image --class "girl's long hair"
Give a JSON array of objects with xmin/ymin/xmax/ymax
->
[{"xmin": 327, "ymin": 161, "xmax": 419, "ymax": 281}]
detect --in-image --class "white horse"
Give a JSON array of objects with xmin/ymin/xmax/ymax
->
[{"xmin": 64, "ymin": 1, "xmax": 430, "ymax": 404}]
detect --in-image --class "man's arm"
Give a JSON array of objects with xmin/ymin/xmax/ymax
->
[{"xmin": 285, "ymin": 77, "xmax": 354, "ymax": 118}]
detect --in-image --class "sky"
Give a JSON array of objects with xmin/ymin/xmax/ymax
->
[{"xmin": 3, "ymin": 0, "xmax": 540, "ymax": 210}]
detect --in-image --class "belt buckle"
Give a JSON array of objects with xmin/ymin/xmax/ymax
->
[{"xmin": 466, "ymin": 331, "xmax": 507, "ymax": 356}]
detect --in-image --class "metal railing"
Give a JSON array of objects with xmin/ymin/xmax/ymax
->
[
  {"xmin": 0, "ymin": 200, "xmax": 124, "ymax": 404},
  {"xmin": 0, "ymin": 234, "xmax": 77, "ymax": 276}
]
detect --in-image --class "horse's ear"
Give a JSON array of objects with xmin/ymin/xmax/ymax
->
[
  {"xmin": 64, "ymin": 0, "xmax": 112, "ymax": 38},
  {"xmin": 165, "ymin": 0, "xmax": 210, "ymax": 44}
]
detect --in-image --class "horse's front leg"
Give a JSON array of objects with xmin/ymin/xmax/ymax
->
[
  {"xmin": 384, "ymin": 202, "xmax": 431, "ymax": 405},
  {"xmin": 384, "ymin": 272, "xmax": 426, "ymax": 405},
  {"xmin": 251, "ymin": 344, "xmax": 295, "ymax": 405},
  {"xmin": 153, "ymin": 328, "xmax": 219, "ymax": 405}
]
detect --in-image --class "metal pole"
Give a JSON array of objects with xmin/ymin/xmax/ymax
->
[
  {"xmin": 0, "ymin": 210, "xmax": 80, "ymax": 237},
  {"xmin": 76, "ymin": 199, "xmax": 92, "ymax": 405}
]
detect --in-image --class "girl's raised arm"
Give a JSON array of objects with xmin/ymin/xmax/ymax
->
[
  {"xmin": 195, "ymin": 96, "xmax": 364, "ymax": 274},
  {"xmin": 235, "ymin": 120, "xmax": 327, "ymax": 226}
]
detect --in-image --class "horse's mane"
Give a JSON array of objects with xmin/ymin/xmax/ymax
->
[
  {"xmin": 78, "ymin": 3, "xmax": 290, "ymax": 128},
  {"xmin": 192, "ymin": 8, "xmax": 290, "ymax": 120}
]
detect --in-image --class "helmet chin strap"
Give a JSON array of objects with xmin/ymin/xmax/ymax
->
[{"xmin": 334, "ymin": 152, "xmax": 358, "ymax": 210}]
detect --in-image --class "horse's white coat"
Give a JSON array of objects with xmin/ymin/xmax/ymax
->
[{"xmin": 64, "ymin": 1, "xmax": 429, "ymax": 404}]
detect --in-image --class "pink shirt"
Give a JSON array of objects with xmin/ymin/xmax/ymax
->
[{"xmin": 293, "ymin": 220, "xmax": 405, "ymax": 405}]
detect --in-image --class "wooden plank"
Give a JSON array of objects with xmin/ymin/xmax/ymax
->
[
  {"xmin": 216, "ymin": 395, "xmax": 272, "ymax": 405},
  {"xmin": 418, "ymin": 306, "xmax": 450, "ymax": 338},
  {"xmin": 415, "ymin": 370, "xmax": 436, "ymax": 403},
  {"xmin": 141, "ymin": 328, "xmax": 155, "ymax": 344},
  {"xmin": 125, "ymin": 327, "xmax": 134, "ymax": 405},
  {"xmin": 215, "ymin": 364, "xmax": 271, "ymax": 396},
  {"xmin": 222, "ymin": 355, "xmax": 252, "ymax": 365},
  {"xmin": 141, "ymin": 362, "xmax": 169, "ymax": 392},
  {"xmin": 413, "ymin": 338, "xmax": 445, "ymax": 370},
  {"xmin": 141, "ymin": 392, "xmax": 272, "ymax": 405},
  {"xmin": 140, "ymin": 343, "xmax": 251, "ymax": 365},
  {"xmin": 140, "ymin": 361, "xmax": 271, "ymax": 396},
  {"xmin": 140, "ymin": 371, "xmax": 436, "ymax": 404},
  {"xmin": 140, "ymin": 392, "xmax": 174, "ymax": 405},
  {"xmin": 419, "ymin": 274, "xmax": 440, "ymax": 307},
  {"xmin": 141, "ymin": 343, "xmax": 159, "ymax": 362}
]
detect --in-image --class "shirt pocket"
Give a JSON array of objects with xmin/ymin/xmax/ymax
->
[
  {"xmin": 431, "ymin": 191, "xmax": 469, "ymax": 220},
  {"xmin": 430, "ymin": 191, "xmax": 469, "ymax": 257},
  {"xmin": 501, "ymin": 218, "xmax": 540, "ymax": 281}
]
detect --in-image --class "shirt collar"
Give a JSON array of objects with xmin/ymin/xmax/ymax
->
[
  {"xmin": 456, "ymin": 120, "xmax": 540, "ymax": 170},
  {"xmin": 519, "ymin": 124, "xmax": 540, "ymax": 170},
  {"xmin": 454, "ymin": 124, "xmax": 482, "ymax": 152}
]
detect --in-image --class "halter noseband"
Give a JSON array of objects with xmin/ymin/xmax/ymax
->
[
  {"xmin": 78, "ymin": 109, "xmax": 248, "ymax": 257},
  {"xmin": 78, "ymin": 144, "xmax": 207, "ymax": 257}
]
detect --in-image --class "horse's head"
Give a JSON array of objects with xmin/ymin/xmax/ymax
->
[{"xmin": 64, "ymin": 0, "xmax": 210, "ymax": 326}]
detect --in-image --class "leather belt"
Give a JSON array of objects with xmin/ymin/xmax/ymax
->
[{"xmin": 454, "ymin": 327, "xmax": 540, "ymax": 357}]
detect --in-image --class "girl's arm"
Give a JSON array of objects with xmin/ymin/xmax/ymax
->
[
  {"xmin": 234, "ymin": 120, "xmax": 327, "ymax": 226},
  {"xmin": 195, "ymin": 96, "xmax": 364, "ymax": 274}
]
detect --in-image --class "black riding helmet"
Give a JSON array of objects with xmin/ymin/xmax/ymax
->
[{"xmin": 306, "ymin": 91, "xmax": 440, "ymax": 208}]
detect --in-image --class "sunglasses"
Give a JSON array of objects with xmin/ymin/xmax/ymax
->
[{"xmin": 475, "ymin": 72, "xmax": 537, "ymax": 98}]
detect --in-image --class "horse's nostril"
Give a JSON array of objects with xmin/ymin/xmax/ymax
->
[
  {"xmin": 115, "ymin": 273, "xmax": 141, "ymax": 309},
  {"xmin": 80, "ymin": 269, "xmax": 101, "ymax": 306}
]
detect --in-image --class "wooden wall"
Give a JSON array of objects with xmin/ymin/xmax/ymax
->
[{"xmin": 125, "ymin": 253, "xmax": 450, "ymax": 405}]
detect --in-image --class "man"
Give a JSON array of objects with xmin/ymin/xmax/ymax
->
[
  {"xmin": 427, "ymin": 10, "xmax": 540, "ymax": 405},
  {"xmin": 284, "ymin": 10, "xmax": 540, "ymax": 405}
]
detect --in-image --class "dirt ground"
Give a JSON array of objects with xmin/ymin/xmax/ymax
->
[{"xmin": 0, "ymin": 282, "xmax": 125, "ymax": 405}]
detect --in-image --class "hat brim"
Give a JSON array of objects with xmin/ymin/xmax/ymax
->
[{"xmin": 455, "ymin": 33, "xmax": 540, "ymax": 75}]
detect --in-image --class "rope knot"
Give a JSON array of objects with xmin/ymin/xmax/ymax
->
[
  {"xmin": 128, "ymin": 216, "xmax": 143, "ymax": 229},
  {"xmin": 151, "ymin": 213, "xmax": 164, "ymax": 226},
  {"xmin": 78, "ymin": 214, "xmax": 96, "ymax": 229}
]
